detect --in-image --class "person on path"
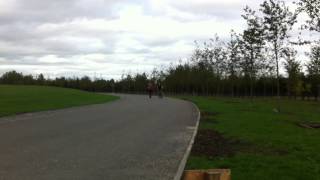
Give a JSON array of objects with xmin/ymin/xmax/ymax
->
[
  {"xmin": 157, "ymin": 81, "xmax": 163, "ymax": 98},
  {"xmin": 147, "ymin": 82, "xmax": 154, "ymax": 98}
]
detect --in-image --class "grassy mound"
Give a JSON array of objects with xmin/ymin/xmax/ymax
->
[{"xmin": 0, "ymin": 85, "xmax": 118, "ymax": 117}]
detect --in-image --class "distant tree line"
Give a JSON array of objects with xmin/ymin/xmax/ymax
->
[
  {"xmin": 0, "ymin": 71, "xmax": 116, "ymax": 92},
  {"xmin": 0, "ymin": 0, "xmax": 319, "ymax": 100},
  {"xmin": 0, "ymin": 70, "xmax": 152, "ymax": 93}
]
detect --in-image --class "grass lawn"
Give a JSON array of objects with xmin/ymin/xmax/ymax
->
[
  {"xmin": 181, "ymin": 96, "xmax": 320, "ymax": 180},
  {"xmin": 0, "ymin": 85, "xmax": 119, "ymax": 117}
]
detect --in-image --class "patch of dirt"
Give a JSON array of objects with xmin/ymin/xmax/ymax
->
[
  {"xmin": 200, "ymin": 111, "xmax": 219, "ymax": 124},
  {"xmin": 191, "ymin": 129, "xmax": 288, "ymax": 159},
  {"xmin": 201, "ymin": 111, "xmax": 219, "ymax": 117},
  {"xmin": 191, "ymin": 129, "xmax": 247, "ymax": 158},
  {"xmin": 297, "ymin": 122, "xmax": 320, "ymax": 129},
  {"xmin": 201, "ymin": 119, "xmax": 218, "ymax": 124},
  {"xmin": 224, "ymin": 101, "xmax": 241, "ymax": 104}
]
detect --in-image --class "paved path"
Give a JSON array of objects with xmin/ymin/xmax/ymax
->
[{"xmin": 0, "ymin": 94, "xmax": 199, "ymax": 180}]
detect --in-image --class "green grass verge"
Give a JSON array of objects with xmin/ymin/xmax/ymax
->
[
  {"xmin": 181, "ymin": 96, "xmax": 320, "ymax": 180},
  {"xmin": 0, "ymin": 85, "xmax": 119, "ymax": 117}
]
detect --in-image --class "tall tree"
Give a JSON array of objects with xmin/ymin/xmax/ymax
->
[
  {"xmin": 282, "ymin": 47, "xmax": 302, "ymax": 98},
  {"xmin": 209, "ymin": 36, "xmax": 228, "ymax": 95},
  {"xmin": 190, "ymin": 42, "xmax": 213, "ymax": 95},
  {"xmin": 201, "ymin": 41, "xmax": 215, "ymax": 95},
  {"xmin": 260, "ymin": 0, "xmax": 297, "ymax": 99},
  {"xmin": 241, "ymin": 6, "xmax": 266, "ymax": 97},
  {"xmin": 37, "ymin": 74, "xmax": 45, "ymax": 85},
  {"xmin": 227, "ymin": 30, "xmax": 242, "ymax": 97},
  {"xmin": 306, "ymin": 45, "xmax": 320, "ymax": 100}
]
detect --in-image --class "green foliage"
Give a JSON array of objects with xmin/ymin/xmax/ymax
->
[
  {"xmin": 261, "ymin": 0, "xmax": 297, "ymax": 42},
  {"xmin": 0, "ymin": 71, "xmax": 117, "ymax": 92},
  {"xmin": 241, "ymin": 6, "xmax": 266, "ymax": 97},
  {"xmin": 115, "ymin": 73, "xmax": 149, "ymax": 93},
  {"xmin": 282, "ymin": 47, "xmax": 303, "ymax": 97},
  {"xmin": 306, "ymin": 45, "xmax": 320, "ymax": 98},
  {"xmin": 297, "ymin": 0, "xmax": 320, "ymax": 32},
  {"xmin": 260, "ymin": 0, "xmax": 297, "ymax": 98},
  {"xmin": 183, "ymin": 96, "xmax": 320, "ymax": 179},
  {"xmin": 0, "ymin": 85, "xmax": 118, "ymax": 117},
  {"xmin": 307, "ymin": 45, "xmax": 320, "ymax": 75},
  {"xmin": 1, "ymin": 71, "xmax": 31, "ymax": 84},
  {"xmin": 227, "ymin": 31, "xmax": 242, "ymax": 78}
]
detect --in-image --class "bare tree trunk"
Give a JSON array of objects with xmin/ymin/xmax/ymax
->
[
  {"xmin": 250, "ymin": 49, "xmax": 254, "ymax": 100},
  {"xmin": 231, "ymin": 78, "xmax": 235, "ymax": 97},
  {"xmin": 206, "ymin": 81, "xmax": 209, "ymax": 96},
  {"xmin": 317, "ymin": 85, "xmax": 320, "ymax": 101},
  {"xmin": 263, "ymin": 80, "xmax": 267, "ymax": 97},
  {"xmin": 275, "ymin": 43, "xmax": 281, "ymax": 112},
  {"xmin": 250, "ymin": 75, "xmax": 253, "ymax": 98},
  {"xmin": 275, "ymin": 44, "xmax": 280, "ymax": 99}
]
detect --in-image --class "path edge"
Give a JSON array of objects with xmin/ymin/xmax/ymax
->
[{"xmin": 173, "ymin": 101, "xmax": 201, "ymax": 180}]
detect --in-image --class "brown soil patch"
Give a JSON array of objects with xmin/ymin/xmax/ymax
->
[
  {"xmin": 191, "ymin": 129, "xmax": 247, "ymax": 158},
  {"xmin": 298, "ymin": 122, "xmax": 320, "ymax": 129},
  {"xmin": 224, "ymin": 101, "xmax": 241, "ymax": 104},
  {"xmin": 201, "ymin": 111, "xmax": 219, "ymax": 117},
  {"xmin": 201, "ymin": 111, "xmax": 219, "ymax": 124},
  {"xmin": 191, "ymin": 129, "xmax": 288, "ymax": 158}
]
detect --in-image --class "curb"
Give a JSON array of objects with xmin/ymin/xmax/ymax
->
[{"xmin": 173, "ymin": 101, "xmax": 201, "ymax": 180}]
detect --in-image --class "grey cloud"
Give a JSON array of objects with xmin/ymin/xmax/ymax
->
[
  {"xmin": 0, "ymin": 0, "xmax": 127, "ymax": 24},
  {"xmin": 187, "ymin": 4, "xmax": 255, "ymax": 20},
  {"xmin": 142, "ymin": 0, "xmax": 261, "ymax": 22},
  {"xmin": 0, "ymin": 24, "xmax": 120, "ymax": 58},
  {"xmin": 4, "ymin": 56, "xmax": 83, "ymax": 68}
]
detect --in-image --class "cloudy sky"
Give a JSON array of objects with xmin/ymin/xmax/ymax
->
[{"xmin": 0, "ymin": 0, "xmax": 315, "ymax": 79}]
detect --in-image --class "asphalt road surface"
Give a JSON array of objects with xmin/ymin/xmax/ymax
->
[{"xmin": 0, "ymin": 94, "xmax": 199, "ymax": 180}]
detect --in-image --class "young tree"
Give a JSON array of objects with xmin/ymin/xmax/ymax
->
[
  {"xmin": 190, "ymin": 43, "xmax": 213, "ymax": 95},
  {"xmin": 241, "ymin": 6, "xmax": 266, "ymax": 97},
  {"xmin": 227, "ymin": 30, "xmax": 242, "ymax": 97},
  {"xmin": 209, "ymin": 36, "xmax": 228, "ymax": 95},
  {"xmin": 282, "ymin": 47, "xmax": 302, "ymax": 98},
  {"xmin": 201, "ymin": 41, "xmax": 215, "ymax": 95},
  {"xmin": 134, "ymin": 73, "xmax": 148, "ymax": 93},
  {"xmin": 37, "ymin": 73, "xmax": 45, "ymax": 85},
  {"xmin": 260, "ymin": 0, "xmax": 297, "ymax": 99},
  {"xmin": 306, "ymin": 45, "xmax": 320, "ymax": 100}
]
